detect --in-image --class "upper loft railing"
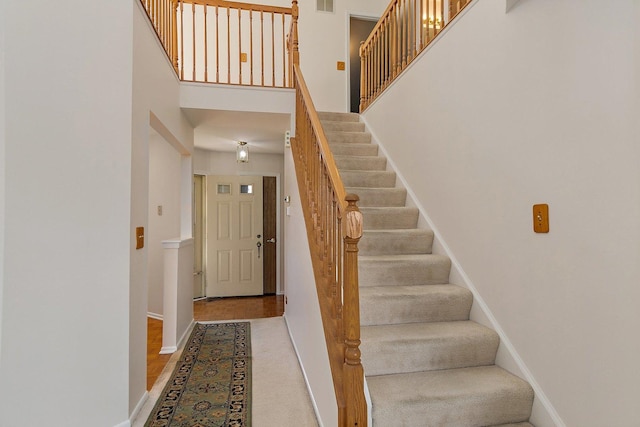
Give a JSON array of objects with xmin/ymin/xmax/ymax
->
[
  {"xmin": 140, "ymin": 0, "xmax": 295, "ymax": 88},
  {"xmin": 359, "ymin": 0, "xmax": 473, "ymax": 111},
  {"xmin": 291, "ymin": 63, "xmax": 366, "ymax": 427}
]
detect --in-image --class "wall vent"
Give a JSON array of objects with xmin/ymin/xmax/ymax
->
[{"xmin": 316, "ymin": 0, "xmax": 334, "ymax": 13}]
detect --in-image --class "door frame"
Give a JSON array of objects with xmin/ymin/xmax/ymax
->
[
  {"xmin": 199, "ymin": 172, "xmax": 282, "ymax": 296},
  {"xmin": 346, "ymin": 13, "xmax": 380, "ymax": 113}
]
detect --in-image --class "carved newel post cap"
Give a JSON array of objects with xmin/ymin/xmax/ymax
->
[{"xmin": 345, "ymin": 194, "xmax": 363, "ymax": 240}]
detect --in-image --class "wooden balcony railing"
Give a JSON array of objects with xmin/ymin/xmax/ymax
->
[
  {"xmin": 291, "ymin": 62, "xmax": 367, "ymax": 427},
  {"xmin": 140, "ymin": 0, "xmax": 294, "ymax": 87},
  {"xmin": 359, "ymin": 0, "xmax": 473, "ymax": 111}
]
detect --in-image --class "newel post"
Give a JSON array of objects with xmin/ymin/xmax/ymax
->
[{"xmin": 343, "ymin": 194, "xmax": 367, "ymax": 427}]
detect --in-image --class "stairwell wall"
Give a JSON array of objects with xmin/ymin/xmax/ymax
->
[{"xmin": 362, "ymin": 1, "xmax": 640, "ymax": 426}]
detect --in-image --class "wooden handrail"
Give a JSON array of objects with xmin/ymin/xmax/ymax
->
[
  {"xmin": 182, "ymin": 0, "xmax": 291, "ymax": 15},
  {"xmin": 292, "ymin": 62, "xmax": 367, "ymax": 427},
  {"xmin": 360, "ymin": 0, "xmax": 474, "ymax": 111}
]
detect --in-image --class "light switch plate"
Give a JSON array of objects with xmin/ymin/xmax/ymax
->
[
  {"xmin": 240, "ymin": 52, "xmax": 248, "ymax": 63},
  {"xmin": 337, "ymin": 61, "xmax": 345, "ymax": 71},
  {"xmin": 136, "ymin": 226, "xmax": 145, "ymax": 249},
  {"xmin": 533, "ymin": 204, "xmax": 549, "ymax": 233}
]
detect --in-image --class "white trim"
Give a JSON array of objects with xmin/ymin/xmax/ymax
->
[
  {"xmin": 283, "ymin": 314, "xmax": 325, "ymax": 427},
  {"xmin": 178, "ymin": 319, "xmax": 196, "ymax": 348},
  {"xmin": 129, "ymin": 391, "xmax": 149, "ymax": 426},
  {"xmin": 361, "ymin": 115, "xmax": 565, "ymax": 427},
  {"xmin": 161, "ymin": 237, "xmax": 194, "ymax": 249},
  {"xmin": 147, "ymin": 312, "xmax": 163, "ymax": 321},
  {"xmin": 113, "ymin": 420, "xmax": 130, "ymax": 427},
  {"xmin": 159, "ymin": 345, "xmax": 177, "ymax": 354}
]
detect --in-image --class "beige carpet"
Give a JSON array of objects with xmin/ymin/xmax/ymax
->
[{"xmin": 133, "ymin": 317, "xmax": 318, "ymax": 427}]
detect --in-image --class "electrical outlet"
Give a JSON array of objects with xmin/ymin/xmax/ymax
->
[
  {"xmin": 533, "ymin": 204, "xmax": 549, "ymax": 233},
  {"xmin": 157, "ymin": 205, "xmax": 163, "ymax": 216}
]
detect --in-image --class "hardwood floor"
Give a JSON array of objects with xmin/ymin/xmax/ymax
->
[{"xmin": 146, "ymin": 295, "xmax": 285, "ymax": 390}]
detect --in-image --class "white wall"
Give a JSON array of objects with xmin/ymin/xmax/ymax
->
[
  {"xmin": 148, "ymin": 133, "xmax": 183, "ymax": 317},
  {"xmin": 194, "ymin": 148, "xmax": 285, "ymax": 294},
  {"xmin": 362, "ymin": 1, "xmax": 640, "ymax": 426},
  {"xmin": 297, "ymin": 0, "xmax": 389, "ymax": 112},
  {"xmin": 1, "ymin": 1, "xmax": 134, "ymax": 425},
  {"xmin": 283, "ymin": 144, "xmax": 337, "ymax": 427},
  {"xmin": 0, "ymin": 0, "xmax": 6, "ymax": 368},
  {"xmin": 131, "ymin": 0, "xmax": 194, "ymax": 416}
]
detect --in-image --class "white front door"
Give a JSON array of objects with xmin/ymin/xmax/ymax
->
[{"xmin": 205, "ymin": 175, "xmax": 264, "ymax": 297}]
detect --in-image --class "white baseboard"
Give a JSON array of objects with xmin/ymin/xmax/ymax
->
[
  {"xmin": 159, "ymin": 346, "xmax": 177, "ymax": 354},
  {"xmin": 129, "ymin": 391, "xmax": 149, "ymax": 425},
  {"xmin": 113, "ymin": 420, "xmax": 130, "ymax": 427},
  {"xmin": 147, "ymin": 312, "xmax": 163, "ymax": 321},
  {"xmin": 178, "ymin": 319, "xmax": 196, "ymax": 348},
  {"xmin": 283, "ymin": 314, "xmax": 324, "ymax": 427},
  {"xmin": 361, "ymin": 116, "xmax": 564, "ymax": 427}
]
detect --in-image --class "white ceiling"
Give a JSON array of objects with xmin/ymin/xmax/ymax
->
[{"xmin": 183, "ymin": 108, "xmax": 291, "ymax": 155}]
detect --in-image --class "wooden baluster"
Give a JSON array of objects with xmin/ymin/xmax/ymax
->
[
  {"xmin": 432, "ymin": 0, "xmax": 436, "ymax": 41},
  {"xmin": 343, "ymin": 194, "xmax": 366, "ymax": 427},
  {"xmin": 271, "ymin": 12, "xmax": 276, "ymax": 86},
  {"xmin": 281, "ymin": 13, "xmax": 285, "ymax": 87},
  {"xmin": 227, "ymin": 7, "xmax": 231, "ymax": 83},
  {"xmin": 204, "ymin": 4, "xmax": 208, "ymax": 81},
  {"xmin": 215, "ymin": 5, "xmax": 219, "ymax": 83},
  {"xmin": 250, "ymin": 9, "xmax": 254, "ymax": 85},
  {"xmin": 260, "ymin": 11, "xmax": 264, "ymax": 85},
  {"xmin": 238, "ymin": 9, "xmax": 242, "ymax": 84},
  {"xmin": 180, "ymin": 1, "xmax": 184, "ymax": 80},
  {"xmin": 359, "ymin": 41, "xmax": 365, "ymax": 112},
  {"xmin": 439, "ymin": 0, "xmax": 444, "ymax": 33},
  {"xmin": 290, "ymin": 0, "xmax": 299, "ymax": 67},
  {"xmin": 172, "ymin": 0, "xmax": 179, "ymax": 73},
  {"xmin": 192, "ymin": 3, "xmax": 196, "ymax": 80}
]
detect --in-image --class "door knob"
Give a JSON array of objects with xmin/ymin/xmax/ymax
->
[{"xmin": 266, "ymin": 238, "xmax": 276, "ymax": 243}]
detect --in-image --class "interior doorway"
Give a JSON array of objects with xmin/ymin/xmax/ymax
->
[
  {"xmin": 193, "ymin": 175, "xmax": 205, "ymax": 299},
  {"xmin": 349, "ymin": 16, "xmax": 378, "ymax": 113}
]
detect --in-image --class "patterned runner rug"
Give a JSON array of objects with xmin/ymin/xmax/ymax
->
[{"xmin": 145, "ymin": 322, "xmax": 251, "ymax": 427}]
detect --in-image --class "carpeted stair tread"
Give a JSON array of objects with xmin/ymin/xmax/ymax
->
[
  {"xmin": 360, "ymin": 229, "xmax": 434, "ymax": 255},
  {"xmin": 326, "ymin": 131, "xmax": 372, "ymax": 144},
  {"xmin": 340, "ymin": 170, "xmax": 396, "ymax": 188},
  {"xmin": 360, "ymin": 284, "xmax": 472, "ymax": 325},
  {"xmin": 345, "ymin": 187, "xmax": 407, "ymax": 207},
  {"xmin": 367, "ymin": 365, "xmax": 534, "ymax": 427},
  {"xmin": 334, "ymin": 155, "xmax": 387, "ymax": 171},
  {"xmin": 318, "ymin": 111, "xmax": 360, "ymax": 122},
  {"xmin": 492, "ymin": 423, "xmax": 535, "ymax": 427},
  {"xmin": 320, "ymin": 120, "xmax": 365, "ymax": 132},
  {"xmin": 361, "ymin": 321, "xmax": 499, "ymax": 375},
  {"xmin": 360, "ymin": 207, "xmax": 419, "ymax": 229},
  {"xmin": 331, "ymin": 143, "xmax": 378, "ymax": 156},
  {"xmin": 359, "ymin": 254, "xmax": 450, "ymax": 287}
]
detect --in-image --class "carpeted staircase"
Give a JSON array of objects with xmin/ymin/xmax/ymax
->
[{"xmin": 319, "ymin": 111, "xmax": 535, "ymax": 427}]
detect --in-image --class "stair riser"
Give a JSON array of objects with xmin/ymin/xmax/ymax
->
[
  {"xmin": 335, "ymin": 156, "xmax": 387, "ymax": 171},
  {"xmin": 331, "ymin": 144, "xmax": 378, "ymax": 157},
  {"xmin": 346, "ymin": 187, "xmax": 406, "ymax": 207},
  {"xmin": 326, "ymin": 132, "xmax": 371, "ymax": 144},
  {"xmin": 359, "ymin": 230, "xmax": 434, "ymax": 255},
  {"xmin": 360, "ymin": 291, "xmax": 471, "ymax": 326},
  {"xmin": 341, "ymin": 171, "xmax": 396, "ymax": 188},
  {"xmin": 360, "ymin": 209, "xmax": 419, "ymax": 229},
  {"xmin": 359, "ymin": 256, "xmax": 450, "ymax": 287},
  {"xmin": 321, "ymin": 121, "xmax": 365, "ymax": 132},
  {"xmin": 361, "ymin": 330, "xmax": 499, "ymax": 376}
]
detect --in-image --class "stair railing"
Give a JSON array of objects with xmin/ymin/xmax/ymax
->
[
  {"xmin": 359, "ymin": 0, "xmax": 473, "ymax": 111},
  {"xmin": 139, "ymin": 0, "xmax": 294, "ymax": 87},
  {"xmin": 291, "ymin": 54, "xmax": 367, "ymax": 427}
]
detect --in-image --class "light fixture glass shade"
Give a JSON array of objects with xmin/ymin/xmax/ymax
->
[{"xmin": 237, "ymin": 141, "xmax": 249, "ymax": 163}]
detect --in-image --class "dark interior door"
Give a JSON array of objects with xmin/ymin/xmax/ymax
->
[
  {"xmin": 350, "ymin": 17, "xmax": 378, "ymax": 113},
  {"xmin": 262, "ymin": 176, "xmax": 277, "ymax": 294}
]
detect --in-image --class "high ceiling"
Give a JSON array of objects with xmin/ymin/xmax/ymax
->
[{"xmin": 182, "ymin": 108, "xmax": 291, "ymax": 155}]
